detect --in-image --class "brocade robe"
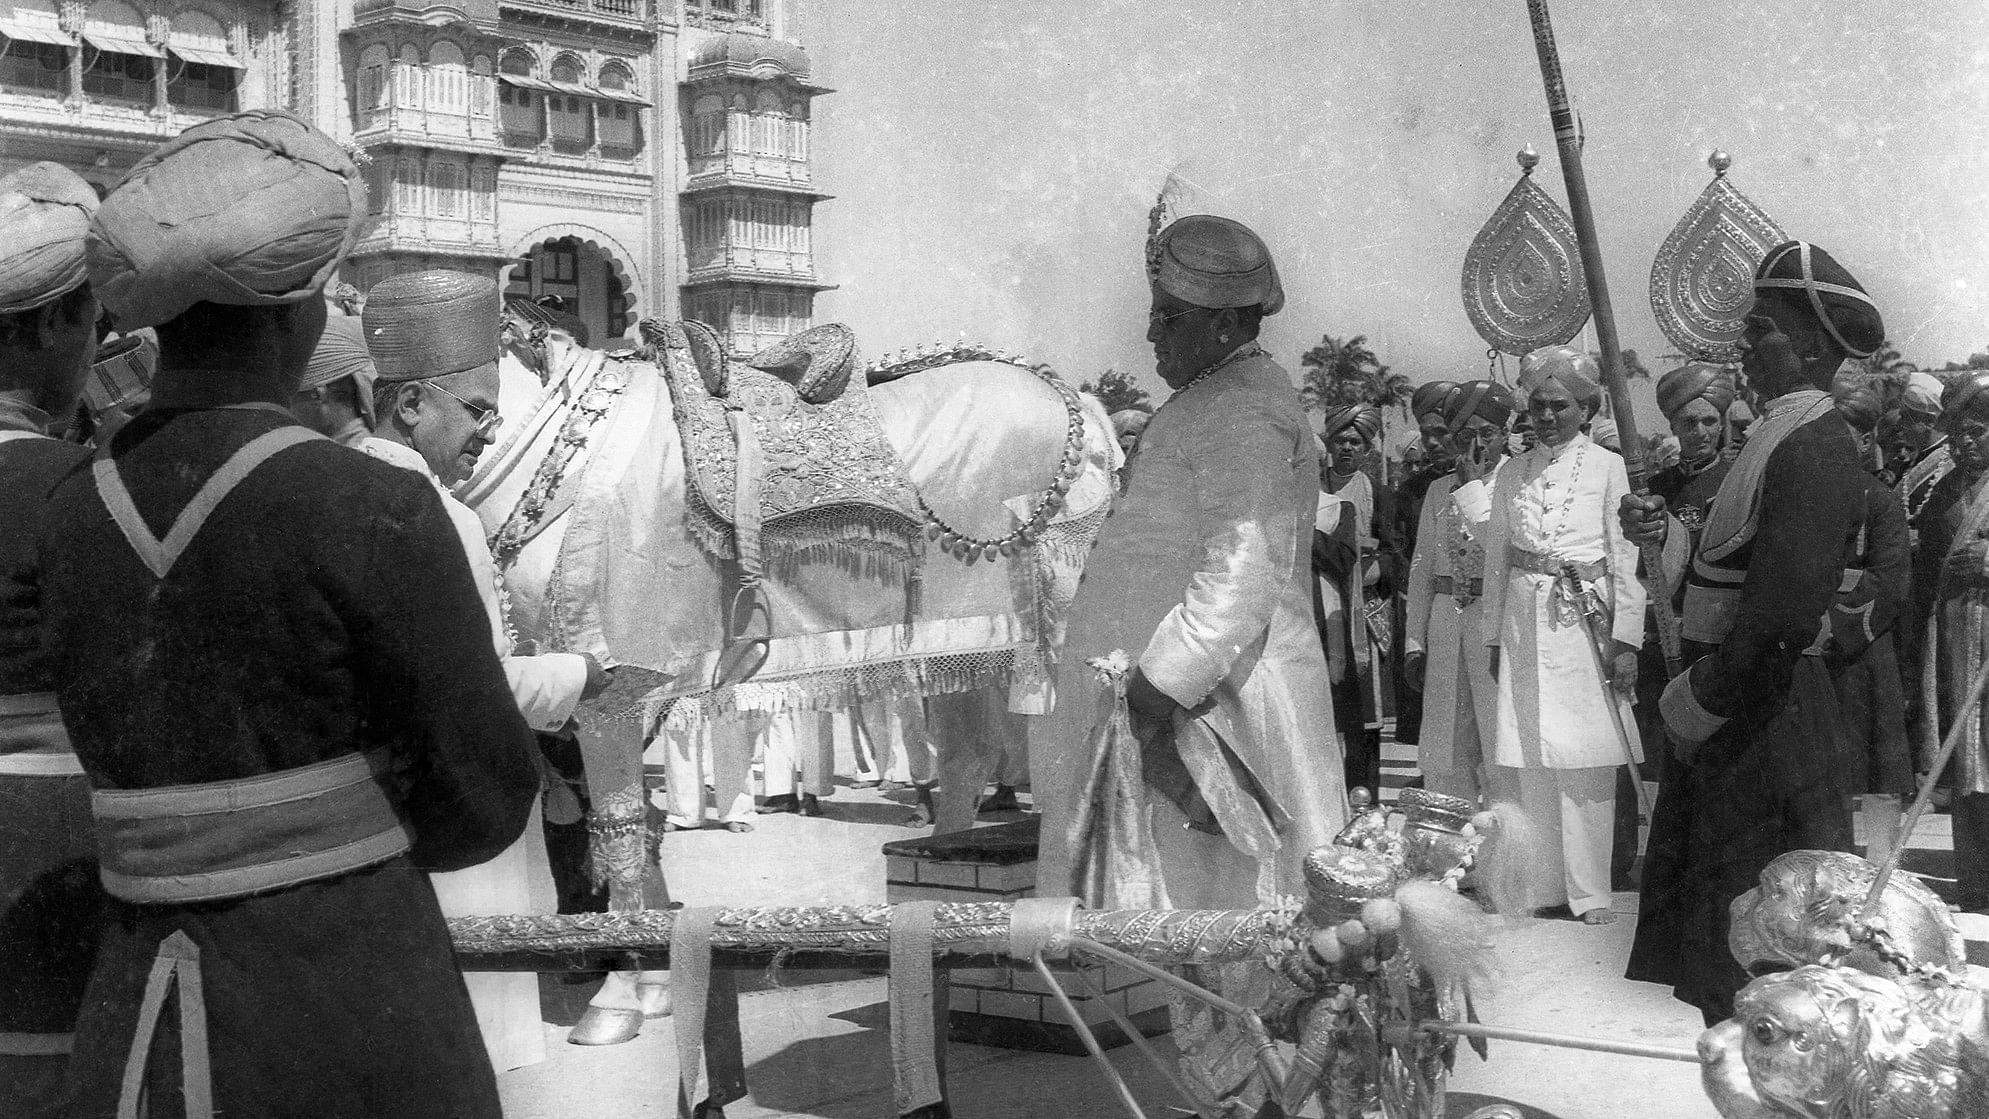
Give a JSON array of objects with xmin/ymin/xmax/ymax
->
[
  {"xmin": 42, "ymin": 407, "xmax": 540, "ymax": 1119},
  {"xmin": 1038, "ymin": 348, "xmax": 1345, "ymax": 911}
]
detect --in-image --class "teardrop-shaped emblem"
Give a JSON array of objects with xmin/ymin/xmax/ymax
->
[
  {"xmin": 1461, "ymin": 146, "xmax": 1592, "ymax": 356},
  {"xmin": 1649, "ymin": 151, "xmax": 1788, "ymax": 363}
]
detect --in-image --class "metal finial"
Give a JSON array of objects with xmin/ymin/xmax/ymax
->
[
  {"xmin": 1517, "ymin": 144, "xmax": 1540, "ymax": 175},
  {"xmin": 1708, "ymin": 149, "xmax": 1731, "ymax": 178}
]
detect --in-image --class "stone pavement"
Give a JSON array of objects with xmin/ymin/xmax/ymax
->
[{"xmin": 495, "ymin": 739, "xmax": 1968, "ymax": 1119}]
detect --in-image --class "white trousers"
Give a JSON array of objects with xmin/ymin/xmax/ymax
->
[
  {"xmin": 659, "ymin": 714, "xmax": 756, "ymax": 827},
  {"xmin": 1507, "ymin": 765, "xmax": 1616, "ymax": 915}
]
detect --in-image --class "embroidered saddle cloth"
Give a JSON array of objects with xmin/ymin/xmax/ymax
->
[{"xmin": 655, "ymin": 320, "xmax": 926, "ymax": 587}]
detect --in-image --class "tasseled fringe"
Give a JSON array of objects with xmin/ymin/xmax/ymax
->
[
  {"xmin": 646, "ymin": 646, "xmax": 1043, "ymax": 731},
  {"xmin": 1471, "ymin": 801, "xmax": 1542, "ymax": 918}
]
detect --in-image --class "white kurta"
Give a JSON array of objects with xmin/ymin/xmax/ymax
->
[
  {"xmin": 1036, "ymin": 350, "xmax": 1346, "ymax": 910},
  {"xmin": 363, "ymin": 436, "xmax": 587, "ymax": 1072},
  {"xmin": 1480, "ymin": 433, "xmax": 1644, "ymax": 770},
  {"xmin": 1402, "ymin": 473, "xmax": 1499, "ymax": 798}
]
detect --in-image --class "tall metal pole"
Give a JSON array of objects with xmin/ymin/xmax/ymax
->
[{"xmin": 1524, "ymin": 0, "xmax": 1684, "ymax": 682}]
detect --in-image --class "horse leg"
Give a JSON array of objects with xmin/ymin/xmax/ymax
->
[{"xmin": 571, "ymin": 715, "xmax": 672, "ymax": 1045}]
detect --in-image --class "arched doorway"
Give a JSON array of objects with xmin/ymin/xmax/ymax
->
[{"xmin": 504, "ymin": 233, "xmax": 638, "ymax": 347}]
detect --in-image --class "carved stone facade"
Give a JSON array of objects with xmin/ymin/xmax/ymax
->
[{"xmin": 0, "ymin": 0, "xmax": 829, "ymax": 350}]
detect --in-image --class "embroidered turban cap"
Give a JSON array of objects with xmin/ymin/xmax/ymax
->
[
  {"xmin": 87, "ymin": 110, "xmax": 364, "ymax": 331},
  {"xmin": 1517, "ymin": 345, "xmax": 1603, "ymax": 406},
  {"xmin": 1753, "ymin": 240, "xmax": 1884, "ymax": 360},
  {"xmin": 1656, "ymin": 363, "xmax": 1737, "ymax": 419},
  {"xmin": 1321, "ymin": 401, "xmax": 1382, "ymax": 443},
  {"xmin": 1151, "ymin": 215, "xmax": 1284, "ymax": 316},
  {"xmin": 1902, "ymin": 371, "xmax": 1944, "ymax": 418},
  {"xmin": 363, "ymin": 270, "xmax": 501, "ymax": 382},
  {"xmin": 0, "ymin": 162, "xmax": 98, "ymax": 316},
  {"xmin": 1410, "ymin": 380, "xmax": 1459, "ymax": 420},
  {"xmin": 1942, "ymin": 372, "xmax": 1989, "ymax": 426},
  {"xmin": 1443, "ymin": 379, "xmax": 1515, "ymax": 429}
]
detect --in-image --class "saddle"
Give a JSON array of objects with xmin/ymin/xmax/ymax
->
[{"xmin": 640, "ymin": 319, "xmax": 927, "ymax": 683}]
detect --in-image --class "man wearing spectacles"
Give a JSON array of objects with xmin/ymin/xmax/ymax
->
[{"xmin": 359, "ymin": 269, "xmax": 611, "ymax": 1078}]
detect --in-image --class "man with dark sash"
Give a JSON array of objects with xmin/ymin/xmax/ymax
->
[
  {"xmin": 42, "ymin": 110, "xmax": 540, "ymax": 1118},
  {"xmin": 1318, "ymin": 401, "xmax": 1386, "ymax": 797},
  {"xmin": 1387, "ymin": 380, "xmax": 1458, "ymax": 751},
  {"xmin": 0, "ymin": 161, "xmax": 105, "ymax": 1118},
  {"xmin": 1623, "ymin": 240, "xmax": 1877, "ymax": 1024}
]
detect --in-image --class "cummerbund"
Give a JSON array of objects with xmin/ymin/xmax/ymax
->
[
  {"xmin": 91, "ymin": 749, "xmax": 413, "ymax": 904},
  {"xmin": 1431, "ymin": 575, "xmax": 1483, "ymax": 598},
  {"xmin": 1506, "ymin": 546, "xmax": 1608, "ymax": 582},
  {"xmin": 0, "ymin": 690, "xmax": 80, "ymax": 776}
]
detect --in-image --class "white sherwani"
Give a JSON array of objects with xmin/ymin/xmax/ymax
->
[
  {"xmin": 1478, "ymin": 432, "xmax": 1642, "ymax": 914},
  {"xmin": 363, "ymin": 436, "xmax": 586, "ymax": 1071},
  {"xmin": 1036, "ymin": 349, "xmax": 1346, "ymax": 910},
  {"xmin": 1402, "ymin": 472, "xmax": 1500, "ymax": 800}
]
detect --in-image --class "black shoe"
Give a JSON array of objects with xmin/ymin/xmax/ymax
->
[{"xmin": 757, "ymin": 794, "xmax": 797, "ymax": 814}]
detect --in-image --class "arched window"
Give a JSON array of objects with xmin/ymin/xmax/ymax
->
[
  {"xmin": 497, "ymin": 50, "xmax": 541, "ymax": 141},
  {"xmin": 469, "ymin": 55, "xmax": 492, "ymax": 117},
  {"xmin": 549, "ymin": 54, "xmax": 581, "ymax": 85},
  {"xmin": 596, "ymin": 61, "xmax": 637, "ymax": 153},
  {"xmin": 164, "ymin": 10, "xmax": 240, "ymax": 112},
  {"xmin": 395, "ymin": 44, "xmax": 421, "ymax": 109},
  {"xmin": 428, "ymin": 41, "xmax": 465, "ymax": 114},
  {"xmin": 82, "ymin": 0, "xmax": 158, "ymax": 104},
  {"xmin": 499, "ymin": 48, "xmax": 533, "ymax": 76}
]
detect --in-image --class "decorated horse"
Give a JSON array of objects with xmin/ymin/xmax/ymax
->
[{"xmin": 458, "ymin": 311, "xmax": 1116, "ymax": 1036}]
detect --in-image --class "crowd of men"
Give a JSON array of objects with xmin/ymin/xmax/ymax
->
[{"xmin": 0, "ymin": 102, "xmax": 1982, "ymax": 1115}]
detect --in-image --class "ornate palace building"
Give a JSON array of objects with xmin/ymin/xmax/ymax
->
[{"xmin": 0, "ymin": 0, "xmax": 829, "ymax": 352}]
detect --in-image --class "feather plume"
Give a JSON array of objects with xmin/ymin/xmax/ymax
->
[
  {"xmin": 1396, "ymin": 879, "xmax": 1501, "ymax": 1013},
  {"xmin": 1471, "ymin": 801, "xmax": 1542, "ymax": 917}
]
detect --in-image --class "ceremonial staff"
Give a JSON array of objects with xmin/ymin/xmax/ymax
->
[{"xmin": 1522, "ymin": 0, "xmax": 1684, "ymax": 683}]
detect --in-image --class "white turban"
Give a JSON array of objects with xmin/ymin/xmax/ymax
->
[{"xmin": 0, "ymin": 162, "xmax": 97, "ymax": 315}]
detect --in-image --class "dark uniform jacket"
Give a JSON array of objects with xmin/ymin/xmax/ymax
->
[
  {"xmin": 1627, "ymin": 407, "xmax": 1866, "ymax": 1024},
  {"xmin": 40, "ymin": 407, "xmax": 540, "ymax": 1119}
]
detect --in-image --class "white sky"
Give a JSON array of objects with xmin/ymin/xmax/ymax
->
[{"xmin": 803, "ymin": 0, "xmax": 1989, "ymax": 397}]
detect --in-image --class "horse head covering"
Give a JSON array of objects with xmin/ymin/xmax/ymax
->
[
  {"xmin": 1411, "ymin": 380, "xmax": 1459, "ymax": 420},
  {"xmin": 1149, "ymin": 214, "xmax": 1284, "ymax": 316},
  {"xmin": 1656, "ymin": 362, "xmax": 1737, "ymax": 419},
  {"xmin": 363, "ymin": 270, "xmax": 500, "ymax": 383},
  {"xmin": 1753, "ymin": 240, "xmax": 1884, "ymax": 360},
  {"xmin": 1942, "ymin": 371, "xmax": 1989, "ymax": 426},
  {"xmin": 1321, "ymin": 402, "xmax": 1382, "ymax": 444},
  {"xmin": 1517, "ymin": 345, "xmax": 1603, "ymax": 406},
  {"xmin": 1443, "ymin": 379, "xmax": 1515, "ymax": 429},
  {"xmin": 87, "ymin": 109, "xmax": 364, "ymax": 331},
  {"xmin": 0, "ymin": 162, "xmax": 98, "ymax": 315},
  {"xmin": 1902, "ymin": 371, "xmax": 1945, "ymax": 418}
]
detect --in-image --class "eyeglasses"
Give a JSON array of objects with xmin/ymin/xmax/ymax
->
[
  {"xmin": 423, "ymin": 380, "xmax": 501, "ymax": 436},
  {"xmin": 1147, "ymin": 305, "xmax": 1202, "ymax": 328}
]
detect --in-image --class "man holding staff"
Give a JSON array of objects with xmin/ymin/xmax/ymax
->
[{"xmin": 1623, "ymin": 240, "xmax": 1878, "ymax": 1024}]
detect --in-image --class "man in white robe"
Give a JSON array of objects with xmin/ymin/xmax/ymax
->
[
  {"xmin": 1038, "ymin": 214, "xmax": 1345, "ymax": 913},
  {"xmin": 361, "ymin": 269, "xmax": 608, "ymax": 1070}
]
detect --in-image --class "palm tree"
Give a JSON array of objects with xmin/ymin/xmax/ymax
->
[{"xmin": 1299, "ymin": 333, "xmax": 1412, "ymax": 481}]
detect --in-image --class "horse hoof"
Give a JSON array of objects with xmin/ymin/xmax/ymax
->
[
  {"xmin": 799, "ymin": 794, "xmax": 822, "ymax": 817},
  {"xmin": 569, "ymin": 1006, "xmax": 644, "ymax": 1046}
]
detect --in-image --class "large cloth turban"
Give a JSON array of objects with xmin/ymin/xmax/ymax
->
[
  {"xmin": 1150, "ymin": 214, "xmax": 1284, "ymax": 316},
  {"xmin": 363, "ymin": 270, "xmax": 501, "ymax": 382},
  {"xmin": 1443, "ymin": 379, "xmax": 1515, "ymax": 429},
  {"xmin": 88, "ymin": 109, "xmax": 364, "ymax": 331},
  {"xmin": 1517, "ymin": 345, "xmax": 1603, "ymax": 406},
  {"xmin": 0, "ymin": 162, "xmax": 98, "ymax": 315},
  {"xmin": 1753, "ymin": 240, "xmax": 1884, "ymax": 360},
  {"xmin": 301, "ymin": 314, "xmax": 378, "ymax": 423},
  {"xmin": 1942, "ymin": 371, "xmax": 1989, "ymax": 425},
  {"xmin": 1656, "ymin": 363, "xmax": 1737, "ymax": 419},
  {"xmin": 1321, "ymin": 402, "xmax": 1382, "ymax": 444},
  {"xmin": 1411, "ymin": 380, "xmax": 1459, "ymax": 420},
  {"xmin": 1833, "ymin": 384, "xmax": 1884, "ymax": 433},
  {"xmin": 1902, "ymin": 371, "xmax": 1944, "ymax": 418}
]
